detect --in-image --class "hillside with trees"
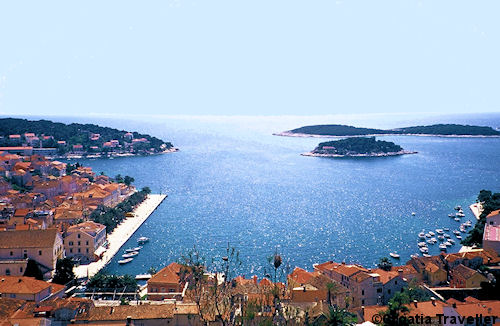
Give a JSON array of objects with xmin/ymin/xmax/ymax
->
[
  {"xmin": 308, "ymin": 137, "xmax": 410, "ymax": 157},
  {"xmin": 280, "ymin": 123, "xmax": 500, "ymax": 137}
]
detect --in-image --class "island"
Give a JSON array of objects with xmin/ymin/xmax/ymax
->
[
  {"xmin": 302, "ymin": 137, "xmax": 417, "ymax": 157},
  {"xmin": 275, "ymin": 123, "xmax": 500, "ymax": 138},
  {"xmin": 0, "ymin": 118, "xmax": 177, "ymax": 158}
]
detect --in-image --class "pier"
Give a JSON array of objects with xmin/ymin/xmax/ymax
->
[{"xmin": 74, "ymin": 194, "xmax": 167, "ymax": 279}]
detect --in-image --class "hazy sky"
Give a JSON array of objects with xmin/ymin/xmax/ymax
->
[{"xmin": 0, "ymin": 1, "xmax": 498, "ymax": 117}]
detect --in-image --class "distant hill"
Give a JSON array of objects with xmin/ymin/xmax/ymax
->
[
  {"xmin": 278, "ymin": 123, "xmax": 500, "ymax": 137},
  {"xmin": 304, "ymin": 137, "xmax": 414, "ymax": 157},
  {"xmin": 0, "ymin": 118, "xmax": 173, "ymax": 155}
]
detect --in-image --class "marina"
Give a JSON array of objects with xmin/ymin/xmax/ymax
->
[{"xmin": 74, "ymin": 194, "xmax": 167, "ymax": 279}]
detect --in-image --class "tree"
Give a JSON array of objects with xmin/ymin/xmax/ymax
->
[
  {"xmin": 24, "ymin": 259, "xmax": 44, "ymax": 280},
  {"xmin": 124, "ymin": 175, "xmax": 135, "ymax": 187},
  {"xmin": 52, "ymin": 258, "xmax": 75, "ymax": 285},
  {"xmin": 378, "ymin": 257, "xmax": 393, "ymax": 271},
  {"xmin": 323, "ymin": 306, "xmax": 357, "ymax": 326},
  {"xmin": 114, "ymin": 174, "xmax": 124, "ymax": 183},
  {"xmin": 326, "ymin": 282, "xmax": 341, "ymax": 307}
]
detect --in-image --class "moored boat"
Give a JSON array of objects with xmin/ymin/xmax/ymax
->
[
  {"xmin": 137, "ymin": 237, "xmax": 150, "ymax": 244},
  {"xmin": 122, "ymin": 251, "xmax": 139, "ymax": 258},
  {"xmin": 118, "ymin": 258, "xmax": 133, "ymax": 264},
  {"xmin": 389, "ymin": 253, "xmax": 400, "ymax": 259}
]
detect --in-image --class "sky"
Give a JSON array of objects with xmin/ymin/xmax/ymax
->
[{"xmin": 0, "ymin": 1, "xmax": 499, "ymax": 117}]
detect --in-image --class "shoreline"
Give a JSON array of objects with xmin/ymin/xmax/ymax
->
[
  {"xmin": 49, "ymin": 147, "xmax": 179, "ymax": 160},
  {"xmin": 273, "ymin": 131, "xmax": 500, "ymax": 139},
  {"xmin": 301, "ymin": 150, "xmax": 418, "ymax": 158},
  {"xmin": 74, "ymin": 194, "xmax": 167, "ymax": 279}
]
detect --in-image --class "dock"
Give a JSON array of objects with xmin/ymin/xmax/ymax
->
[{"xmin": 74, "ymin": 194, "xmax": 167, "ymax": 279}]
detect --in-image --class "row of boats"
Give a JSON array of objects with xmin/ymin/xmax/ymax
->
[{"xmin": 118, "ymin": 237, "xmax": 150, "ymax": 264}]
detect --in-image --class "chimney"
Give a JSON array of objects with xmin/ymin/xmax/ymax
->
[
  {"xmin": 126, "ymin": 316, "xmax": 132, "ymax": 325},
  {"xmin": 361, "ymin": 306, "xmax": 365, "ymax": 318},
  {"xmin": 413, "ymin": 300, "xmax": 418, "ymax": 307},
  {"xmin": 398, "ymin": 269, "xmax": 403, "ymax": 276},
  {"xmin": 253, "ymin": 275, "xmax": 257, "ymax": 284},
  {"xmin": 431, "ymin": 297, "xmax": 436, "ymax": 306}
]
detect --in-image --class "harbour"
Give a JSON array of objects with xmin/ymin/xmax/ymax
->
[{"xmin": 73, "ymin": 194, "xmax": 167, "ymax": 279}]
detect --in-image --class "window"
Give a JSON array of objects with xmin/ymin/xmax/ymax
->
[
  {"xmin": 169, "ymin": 289, "xmax": 175, "ymax": 292},
  {"xmin": 39, "ymin": 250, "xmax": 42, "ymax": 256},
  {"xmin": 69, "ymin": 241, "xmax": 73, "ymax": 246},
  {"xmin": 78, "ymin": 234, "xmax": 81, "ymax": 238},
  {"xmin": 377, "ymin": 288, "xmax": 382, "ymax": 293},
  {"xmin": 78, "ymin": 248, "xmax": 81, "ymax": 253},
  {"xmin": 5, "ymin": 269, "xmax": 10, "ymax": 275},
  {"xmin": 361, "ymin": 290, "xmax": 364, "ymax": 296},
  {"xmin": 78, "ymin": 241, "xmax": 81, "ymax": 246},
  {"xmin": 362, "ymin": 299, "xmax": 365, "ymax": 305},
  {"xmin": 23, "ymin": 253, "xmax": 27, "ymax": 259},
  {"xmin": 388, "ymin": 289, "xmax": 391, "ymax": 294},
  {"xmin": 395, "ymin": 280, "xmax": 398, "ymax": 285},
  {"xmin": 86, "ymin": 241, "xmax": 89, "ymax": 245},
  {"xmin": 10, "ymin": 251, "xmax": 13, "ymax": 256},
  {"xmin": 86, "ymin": 248, "xmax": 89, "ymax": 253},
  {"xmin": 70, "ymin": 248, "xmax": 73, "ymax": 253},
  {"xmin": 20, "ymin": 267, "xmax": 23, "ymax": 273}
]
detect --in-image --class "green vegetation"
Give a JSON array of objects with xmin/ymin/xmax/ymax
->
[
  {"xmin": 0, "ymin": 117, "xmax": 173, "ymax": 153},
  {"xmin": 90, "ymin": 187, "xmax": 151, "ymax": 232},
  {"xmin": 52, "ymin": 258, "xmax": 76, "ymax": 285},
  {"xmin": 462, "ymin": 190, "xmax": 500, "ymax": 247},
  {"xmin": 87, "ymin": 272, "xmax": 138, "ymax": 292},
  {"xmin": 378, "ymin": 257, "xmax": 393, "ymax": 271},
  {"xmin": 287, "ymin": 123, "xmax": 500, "ymax": 136},
  {"xmin": 312, "ymin": 137, "xmax": 404, "ymax": 156},
  {"xmin": 381, "ymin": 285, "xmax": 431, "ymax": 326}
]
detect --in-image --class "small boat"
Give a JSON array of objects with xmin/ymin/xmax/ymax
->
[
  {"xmin": 426, "ymin": 239, "xmax": 434, "ymax": 244},
  {"xmin": 418, "ymin": 232, "xmax": 426, "ymax": 239},
  {"xmin": 464, "ymin": 221, "xmax": 472, "ymax": 227},
  {"xmin": 122, "ymin": 251, "xmax": 139, "ymax": 258},
  {"xmin": 425, "ymin": 233, "xmax": 431, "ymax": 238},
  {"xmin": 419, "ymin": 247, "xmax": 429, "ymax": 253},
  {"xmin": 389, "ymin": 253, "xmax": 400, "ymax": 259},
  {"xmin": 443, "ymin": 227, "xmax": 450, "ymax": 231},
  {"xmin": 118, "ymin": 258, "xmax": 133, "ymax": 264},
  {"xmin": 448, "ymin": 213, "xmax": 455, "ymax": 217},
  {"xmin": 439, "ymin": 244, "xmax": 447, "ymax": 251},
  {"xmin": 423, "ymin": 253, "xmax": 432, "ymax": 258},
  {"xmin": 456, "ymin": 235, "xmax": 462, "ymax": 240},
  {"xmin": 418, "ymin": 242, "xmax": 427, "ymax": 247},
  {"xmin": 411, "ymin": 212, "xmax": 416, "ymax": 216},
  {"xmin": 135, "ymin": 274, "xmax": 152, "ymax": 280},
  {"xmin": 456, "ymin": 212, "xmax": 465, "ymax": 217},
  {"xmin": 444, "ymin": 234, "xmax": 451, "ymax": 238},
  {"xmin": 435, "ymin": 229, "xmax": 444, "ymax": 234},
  {"xmin": 460, "ymin": 226, "xmax": 466, "ymax": 233},
  {"xmin": 448, "ymin": 239, "xmax": 455, "ymax": 244},
  {"xmin": 430, "ymin": 237, "xmax": 437, "ymax": 243},
  {"xmin": 410, "ymin": 254, "xmax": 420, "ymax": 259},
  {"xmin": 454, "ymin": 218, "xmax": 460, "ymax": 222},
  {"xmin": 429, "ymin": 231, "xmax": 435, "ymax": 236},
  {"xmin": 137, "ymin": 237, "xmax": 150, "ymax": 244},
  {"xmin": 125, "ymin": 247, "xmax": 142, "ymax": 253},
  {"xmin": 438, "ymin": 235, "xmax": 445, "ymax": 241},
  {"xmin": 454, "ymin": 205, "xmax": 462, "ymax": 211},
  {"xmin": 453, "ymin": 230, "xmax": 461, "ymax": 235}
]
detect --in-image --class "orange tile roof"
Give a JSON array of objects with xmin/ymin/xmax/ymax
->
[
  {"xmin": 314, "ymin": 261, "xmax": 340, "ymax": 272},
  {"xmin": 148, "ymin": 262, "xmax": 183, "ymax": 285},
  {"xmin": 451, "ymin": 264, "xmax": 480, "ymax": 280},
  {"xmin": 289, "ymin": 267, "xmax": 314, "ymax": 284},
  {"xmin": 372, "ymin": 269, "xmax": 399, "ymax": 284},
  {"xmin": 0, "ymin": 229, "xmax": 60, "ymax": 249},
  {"xmin": 487, "ymin": 209, "xmax": 500, "ymax": 218},
  {"xmin": 453, "ymin": 300, "xmax": 500, "ymax": 317},
  {"xmin": 0, "ymin": 276, "xmax": 51, "ymax": 295},
  {"xmin": 333, "ymin": 264, "xmax": 368, "ymax": 277}
]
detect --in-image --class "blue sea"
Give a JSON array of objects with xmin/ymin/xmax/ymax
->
[{"xmin": 27, "ymin": 113, "xmax": 500, "ymax": 278}]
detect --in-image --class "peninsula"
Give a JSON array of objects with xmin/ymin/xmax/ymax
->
[
  {"xmin": 276, "ymin": 123, "xmax": 500, "ymax": 138},
  {"xmin": 0, "ymin": 118, "xmax": 177, "ymax": 158},
  {"xmin": 302, "ymin": 137, "xmax": 417, "ymax": 157}
]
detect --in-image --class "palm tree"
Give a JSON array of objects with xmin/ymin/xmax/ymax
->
[
  {"xmin": 326, "ymin": 282, "xmax": 340, "ymax": 307},
  {"xmin": 323, "ymin": 306, "xmax": 357, "ymax": 326}
]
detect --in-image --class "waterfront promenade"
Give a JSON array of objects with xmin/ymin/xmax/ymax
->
[{"xmin": 74, "ymin": 194, "xmax": 167, "ymax": 279}]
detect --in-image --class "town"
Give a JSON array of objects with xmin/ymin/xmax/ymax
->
[{"xmin": 0, "ymin": 146, "xmax": 499, "ymax": 325}]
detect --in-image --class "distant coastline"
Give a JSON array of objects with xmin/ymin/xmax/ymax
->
[
  {"xmin": 57, "ymin": 147, "xmax": 179, "ymax": 160},
  {"xmin": 275, "ymin": 131, "xmax": 500, "ymax": 138},
  {"xmin": 302, "ymin": 150, "xmax": 417, "ymax": 158}
]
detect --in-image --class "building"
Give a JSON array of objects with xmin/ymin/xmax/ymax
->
[
  {"xmin": 449, "ymin": 264, "xmax": 488, "ymax": 288},
  {"xmin": 0, "ymin": 147, "xmax": 33, "ymax": 156},
  {"xmin": 147, "ymin": 262, "xmax": 187, "ymax": 300},
  {"xmin": 373, "ymin": 268, "xmax": 408, "ymax": 304},
  {"xmin": 486, "ymin": 209, "xmax": 500, "ymax": 226},
  {"xmin": 483, "ymin": 224, "xmax": 500, "ymax": 254},
  {"xmin": 64, "ymin": 221, "xmax": 106, "ymax": 263},
  {"xmin": 0, "ymin": 276, "xmax": 65, "ymax": 302},
  {"xmin": 0, "ymin": 229, "xmax": 64, "ymax": 278}
]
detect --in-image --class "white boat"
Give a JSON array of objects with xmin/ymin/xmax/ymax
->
[
  {"xmin": 430, "ymin": 237, "xmax": 437, "ymax": 243},
  {"xmin": 435, "ymin": 229, "xmax": 444, "ymax": 234},
  {"xmin": 419, "ymin": 247, "xmax": 429, "ymax": 253},
  {"xmin": 135, "ymin": 274, "xmax": 152, "ymax": 280},
  {"xmin": 448, "ymin": 239, "xmax": 455, "ymax": 244},
  {"xmin": 412, "ymin": 212, "xmax": 416, "ymax": 216},
  {"xmin": 453, "ymin": 230, "xmax": 461, "ymax": 235},
  {"xmin": 426, "ymin": 239, "xmax": 434, "ymax": 244},
  {"xmin": 456, "ymin": 212, "xmax": 465, "ymax": 217},
  {"xmin": 444, "ymin": 234, "xmax": 451, "ymax": 238},
  {"xmin": 438, "ymin": 235, "xmax": 445, "ymax": 241},
  {"xmin": 456, "ymin": 235, "xmax": 462, "ymax": 239},
  {"xmin": 429, "ymin": 231, "xmax": 435, "ymax": 236},
  {"xmin": 418, "ymin": 242, "xmax": 427, "ymax": 247},
  {"xmin": 125, "ymin": 247, "xmax": 142, "ymax": 253},
  {"xmin": 410, "ymin": 254, "xmax": 420, "ymax": 259},
  {"xmin": 122, "ymin": 251, "xmax": 139, "ymax": 258},
  {"xmin": 439, "ymin": 244, "xmax": 447, "ymax": 251},
  {"xmin": 137, "ymin": 237, "xmax": 150, "ymax": 244},
  {"xmin": 418, "ymin": 232, "xmax": 426, "ymax": 239},
  {"xmin": 454, "ymin": 218, "xmax": 460, "ymax": 222},
  {"xmin": 464, "ymin": 221, "xmax": 472, "ymax": 227},
  {"xmin": 443, "ymin": 227, "xmax": 450, "ymax": 231},
  {"xmin": 423, "ymin": 254, "xmax": 432, "ymax": 258},
  {"xmin": 444, "ymin": 241, "xmax": 453, "ymax": 246},
  {"xmin": 448, "ymin": 213, "xmax": 455, "ymax": 217},
  {"xmin": 460, "ymin": 226, "xmax": 466, "ymax": 233},
  {"xmin": 118, "ymin": 258, "xmax": 133, "ymax": 264},
  {"xmin": 454, "ymin": 205, "xmax": 462, "ymax": 211},
  {"xmin": 389, "ymin": 253, "xmax": 400, "ymax": 259},
  {"xmin": 425, "ymin": 233, "xmax": 431, "ymax": 238}
]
